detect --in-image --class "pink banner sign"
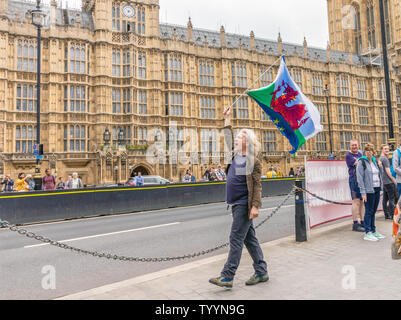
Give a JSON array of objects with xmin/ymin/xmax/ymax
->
[{"xmin": 305, "ymin": 160, "xmax": 353, "ymax": 229}]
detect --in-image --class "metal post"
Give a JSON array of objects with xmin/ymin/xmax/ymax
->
[
  {"xmin": 33, "ymin": 23, "xmax": 42, "ymax": 190},
  {"xmin": 325, "ymin": 85, "xmax": 333, "ymax": 156},
  {"xmin": 295, "ymin": 180, "xmax": 307, "ymax": 242},
  {"xmin": 379, "ymin": 0, "xmax": 395, "ymax": 150}
]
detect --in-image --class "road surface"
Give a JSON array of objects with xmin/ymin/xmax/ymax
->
[{"xmin": 0, "ymin": 195, "xmax": 296, "ymax": 299}]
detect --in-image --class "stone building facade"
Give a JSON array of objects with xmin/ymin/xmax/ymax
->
[{"xmin": 0, "ymin": 0, "xmax": 399, "ymax": 185}]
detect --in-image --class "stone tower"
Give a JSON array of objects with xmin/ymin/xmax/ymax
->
[
  {"xmin": 327, "ymin": 0, "xmax": 396, "ymax": 55},
  {"xmin": 86, "ymin": 0, "xmax": 159, "ymax": 37}
]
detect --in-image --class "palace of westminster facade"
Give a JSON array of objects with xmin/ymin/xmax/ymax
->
[{"xmin": 0, "ymin": 0, "xmax": 401, "ymax": 185}]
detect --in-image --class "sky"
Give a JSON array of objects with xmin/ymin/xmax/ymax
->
[
  {"xmin": 37, "ymin": 0, "xmax": 330, "ymax": 49},
  {"xmin": 159, "ymin": 0, "xmax": 329, "ymax": 49}
]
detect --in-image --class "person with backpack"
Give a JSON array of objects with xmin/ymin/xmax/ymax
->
[
  {"xmin": 182, "ymin": 170, "xmax": 191, "ymax": 183},
  {"xmin": 379, "ymin": 144, "xmax": 397, "ymax": 220},
  {"xmin": 42, "ymin": 169, "xmax": 56, "ymax": 191},
  {"xmin": 346, "ymin": 139, "xmax": 365, "ymax": 232},
  {"xmin": 391, "ymin": 138, "xmax": 401, "ymax": 200},
  {"xmin": 356, "ymin": 143, "xmax": 386, "ymax": 242}
]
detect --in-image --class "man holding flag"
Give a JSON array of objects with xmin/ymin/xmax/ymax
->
[
  {"xmin": 209, "ymin": 106, "xmax": 268, "ymax": 289},
  {"xmin": 209, "ymin": 56, "xmax": 322, "ymax": 289}
]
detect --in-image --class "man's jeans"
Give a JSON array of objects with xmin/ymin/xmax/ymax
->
[
  {"xmin": 383, "ymin": 183, "xmax": 397, "ymax": 219},
  {"xmin": 364, "ymin": 188, "xmax": 381, "ymax": 234},
  {"xmin": 221, "ymin": 204, "xmax": 267, "ymax": 280}
]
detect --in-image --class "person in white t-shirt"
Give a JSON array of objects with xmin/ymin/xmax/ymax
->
[{"xmin": 67, "ymin": 172, "xmax": 83, "ymax": 189}]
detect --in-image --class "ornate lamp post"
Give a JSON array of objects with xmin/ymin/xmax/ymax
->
[
  {"xmin": 118, "ymin": 128, "xmax": 125, "ymax": 147},
  {"xmin": 324, "ymin": 84, "xmax": 334, "ymax": 158},
  {"xmin": 31, "ymin": 0, "xmax": 46, "ymax": 190},
  {"xmin": 103, "ymin": 128, "xmax": 111, "ymax": 149}
]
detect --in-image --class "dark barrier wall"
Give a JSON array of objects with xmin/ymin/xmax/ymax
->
[{"xmin": 0, "ymin": 178, "xmax": 304, "ymax": 225}]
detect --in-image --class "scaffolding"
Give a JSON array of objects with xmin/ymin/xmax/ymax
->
[{"xmin": 361, "ymin": 45, "xmax": 382, "ymax": 66}]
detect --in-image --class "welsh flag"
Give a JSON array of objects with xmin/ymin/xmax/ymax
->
[{"xmin": 247, "ymin": 57, "xmax": 323, "ymax": 154}]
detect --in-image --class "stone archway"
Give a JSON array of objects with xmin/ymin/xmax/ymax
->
[{"xmin": 130, "ymin": 164, "xmax": 152, "ymax": 177}]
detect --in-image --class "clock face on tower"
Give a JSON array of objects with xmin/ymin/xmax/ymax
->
[{"xmin": 122, "ymin": 5, "xmax": 135, "ymax": 18}]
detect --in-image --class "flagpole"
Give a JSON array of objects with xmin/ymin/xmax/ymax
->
[{"xmin": 227, "ymin": 55, "xmax": 283, "ymax": 113}]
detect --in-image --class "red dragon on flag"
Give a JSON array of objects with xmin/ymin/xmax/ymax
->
[{"xmin": 270, "ymin": 81, "xmax": 310, "ymax": 131}]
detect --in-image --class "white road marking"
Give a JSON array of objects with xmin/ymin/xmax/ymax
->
[
  {"xmin": 24, "ymin": 222, "xmax": 181, "ymax": 249},
  {"xmin": 20, "ymin": 203, "xmax": 294, "ymax": 248},
  {"xmin": 260, "ymin": 205, "xmax": 295, "ymax": 212},
  {"xmin": 4, "ymin": 196, "xmax": 291, "ymax": 229}
]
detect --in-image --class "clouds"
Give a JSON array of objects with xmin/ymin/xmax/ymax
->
[{"xmin": 159, "ymin": 0, "xmax": 329, "ymax": 48}]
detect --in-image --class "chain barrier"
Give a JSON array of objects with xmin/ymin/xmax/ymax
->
[
  {"xmin": 0, "ymin": 187, "xmax": 295, "ymax": 263},
  {"xmin": 294, "ymin": 185, "xmax": 352, "ymax": 206}
]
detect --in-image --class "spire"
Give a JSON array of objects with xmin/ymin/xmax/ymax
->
[
  {"xmin": 50, "ymin": 0, "xmax": 57, "ymax": 26},
  {"xmin": 187, "ymin": 17, "xmax": 193, "ymax": 43},
  {"xmin": 220, "ymin": 25, "xmax": 226, "ymax": 48},
  {"xmin": 278, "ymin": 33, "xmax": 282, "ymax": 56},
  {"xmin": 303, "ymin": 37, "xmax": 308, "ymax": 58},
  {"xmin": 250, "ymin": 30, "xmax": 255, "ymax": 51},
  {"xmin": 0, "ymin": 0, "xmax": 8, "ymax": 18},
  {"xmin": 327, "ymin": 41, "xmax": 331, "ymax": 62}
]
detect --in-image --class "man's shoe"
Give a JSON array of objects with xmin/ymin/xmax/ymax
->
[
  {"xmin": 373, "ymin": 232, "xmax": 386, "ymax": 239},
  {"xmin": 352, "ymin": 223, "xmax": 365, "ymax": 232},
  {"xmin": 209, "ymin": 276, "xmax": 233, "ymax": 288},
  {"xmin": 245, "ymin": 273, "xmax": 269, "ymax": 286},
  {"xmin": 364, "ymin": 232, "xmax": 379, "ymax": 242}
]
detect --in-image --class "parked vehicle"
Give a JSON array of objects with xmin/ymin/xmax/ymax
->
[
  {"xmin": 126, "ymin": 178, "xmax": 136, "ymax": 186},
  {"xmin": 142, "ymin": 176, "xmax": 172, "ymax": 185}
]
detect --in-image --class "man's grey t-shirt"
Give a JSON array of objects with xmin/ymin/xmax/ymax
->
[
  {"xmin": 226, "ymin": 155, "xmax": 249, "ymax": 206},
  {"xmin": 379, "ymin": 156, "xmax": 393, "ymax": 185}
]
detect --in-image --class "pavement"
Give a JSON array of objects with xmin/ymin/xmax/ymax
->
[{"xmin": 58, "ymin": 213, "xmax": 401, "ymax": 300}]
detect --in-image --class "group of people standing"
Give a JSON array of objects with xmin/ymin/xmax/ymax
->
[
  {"xmin": 0, "ymin": 170, "xmax": 83, "ymax": 192},
  {"xmin": 202, "ymin": 165, "xmax": 227, "ymax": 182},
  {"xmin": 347, "ymin": 139, "xmax": 399, "ymax": 242}
]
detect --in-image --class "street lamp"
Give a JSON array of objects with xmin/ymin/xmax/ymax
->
[
  {"xmin": 118, "ymin": 128, "xmax": 125, "ymax": 146},
  {"xmin": 31, "ymin": 0, "xmax": 46, "ymax": 190},
  {"xmin": 324, "ymin": 84, "xmax": 334, "ymax": 158},
  {"xmin": 103, "ymin": 128, "xmax": 111, "ymax": 148},
  {"xmin": 379, "ymin": 0, "xmax": 395, "ymax": 151}
]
